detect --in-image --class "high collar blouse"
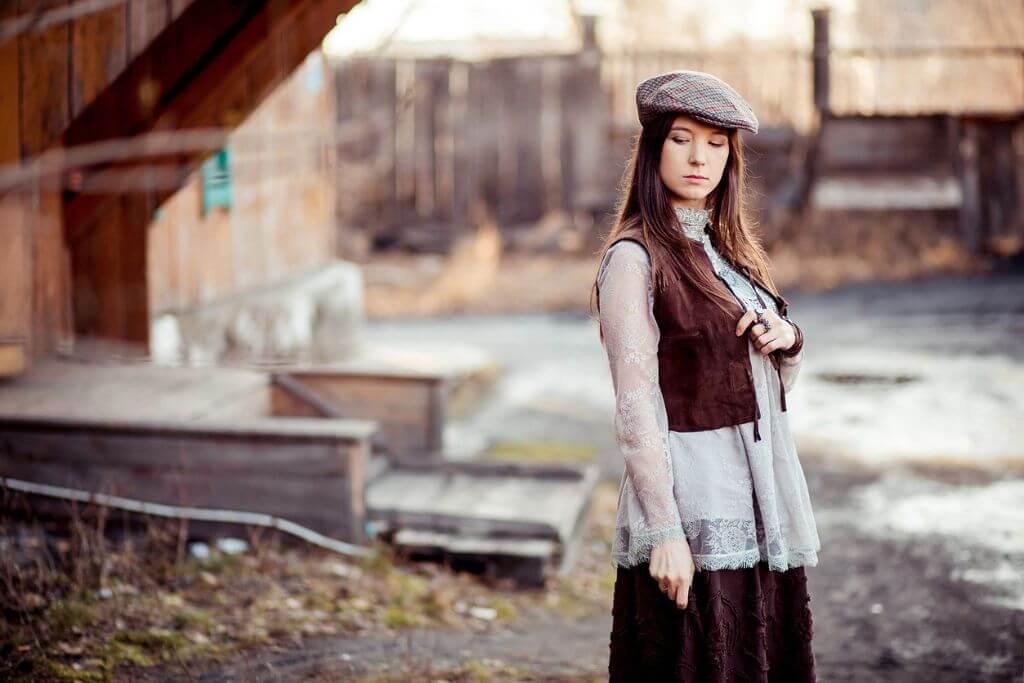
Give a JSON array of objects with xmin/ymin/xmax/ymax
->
[{"xmin": 596, "ymin": 206, "xmax": 821, "ymax": 572}]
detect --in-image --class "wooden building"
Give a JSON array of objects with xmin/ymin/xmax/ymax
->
[
  {"xmin": 0, "ymin": 0, "xmax": 355, "ymax": 377},
  {"xmin": 327, "ymin": 0, "xmax": 1023, "ymax": 260},
  {"xmin": 804, "ymin": 3, "xmax": 1024, "ymax": 254},
  {"xmin": 146, "ymin": 48, "xmax": 354, "ymax": 365},
  {"xmin": 0, "ymin": 2, "xmax": 601, "ymax": 572}
]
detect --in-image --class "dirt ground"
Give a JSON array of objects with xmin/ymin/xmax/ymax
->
[
  {"xmin": 171, "ymin": 456, "xmax": 1023, "ymax": 682},
  {"xmin": 181, "ymin": 262, "xmax": 1024, "ymax": 682}
]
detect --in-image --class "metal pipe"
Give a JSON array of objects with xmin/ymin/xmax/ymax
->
[{"xmin": 1, "ymin": 476, "xmax": 374, "ymax": 559}]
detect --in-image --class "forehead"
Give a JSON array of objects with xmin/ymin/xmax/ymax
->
[{"xmin": 670, "ymin": 114, "xmax": 729, "ymax": 136}]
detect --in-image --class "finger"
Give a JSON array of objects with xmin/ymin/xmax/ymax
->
[
  {"xmin": 749, "ymin": 320, "xmax": 777, "ymax": 339},
  {"xmin": 755, "ymin": 329, "xmax": 780, "ymax": 347},
  {"xmin": 735, "ymin": 309, "xmax": 756, "ymax": 336},
  {"xmin": 676, "ymin": 584, "xmax": 691, "ymax": 609},
  {"xmin": 759, "ymin": 331, "xmax": 788, "ymax": 353}
]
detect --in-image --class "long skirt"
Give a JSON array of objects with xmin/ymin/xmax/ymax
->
[{"xmin": 608, "ymin": 559, "xmax": 817, "ymax": 682}]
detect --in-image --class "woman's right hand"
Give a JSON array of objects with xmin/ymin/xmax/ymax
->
[{"xmin": 649, "ymin": 537, "xmax": 697, "ymax": 609}]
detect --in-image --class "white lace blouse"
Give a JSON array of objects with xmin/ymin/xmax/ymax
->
[{"xmin": 597, "ymin": 206, "xmax": 821, "ymax": 572}]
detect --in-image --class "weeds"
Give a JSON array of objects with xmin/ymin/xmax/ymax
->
[{"xmin": 0, "ymin": 478, "xmax": 621, "ymax": 681}]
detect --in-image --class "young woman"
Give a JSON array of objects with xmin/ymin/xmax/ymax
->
[{"xmin": 591, "ymin": 70, "xmax": 821, "ymax": 681}]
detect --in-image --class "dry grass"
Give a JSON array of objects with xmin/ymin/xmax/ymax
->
[{"xmin": 0, "ymin": 477, "xmax": 622, "ymax": 682}]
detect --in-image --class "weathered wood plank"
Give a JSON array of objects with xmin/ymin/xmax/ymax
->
[
  {"xmin": 365, "ymin": 463, "xmax": 598, "ymax": 545},
  {"xmin": 0, "ymin": 344, "xmax": 28, "ymax": 377},
  {"xmin": 394, "ymin": 529, "xmax": 555, "ymax": 558},
  {"xmin": 68, "ymin": 200, "xmax": 149, "ymax": 342},
  {"xmin": 2, "ymin": 462, "xmax": 359, "ymax": 539},
  {"xmin": 369, "ymin": 461, "xmax": 599, "ymax": 585},
  {"xmin": 18, "ymin": 0, "xmax": 70, "ymax": 157},
  {"xmin": 384, "ymin": 454, "xmax": 586, "ymax": 480},
  {"xmin": 127, "ymin": 0, "xmax": 170, "ymax": 59},
  {"xmin": 0, "ymin": 197, "xmax": 32, "ymax": 347},
  {"xmin": 0, "ymin": 413, "xmax": 377, "ymax": 440},
  {"xmin": 508, "ymin": 58, "xmax": 544, "ymax": 224},
  {"xmin": 0, "ymin": 357, "xmax": 269, "ymax": 422},
  {"xmin": 392, "ymin": 528, "xmax": 553, "ymax": 586},
  {"xmin": 270, "ymin": 369, "xmax": 447, "ymax": 458},
  {"xmin": 70, "ymin": 0, "xmax": 127, "ymax": 118},
  {"xmin": 0, "ymin": 2, "xmax": 20, "ymax": 164},
  {"xmin": 30, "ymin": 192, "xmax": 72, "ymax": 359},
  {"xmin": 0, "ymin": 414, "xmax": 375, "ymax": 540}
]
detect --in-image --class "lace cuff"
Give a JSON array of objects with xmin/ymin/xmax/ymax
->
[
  {"xmin": 780, "ymin": 351, "xmax": 802, "ymax": 393},
  {"xmin": 613, "ymin": 524, "xmax": 689, "ymax": 567},
  {"xmin": 779, "ymin": 317, "xmax": 803, "ymax": 392},
  {"xmin": 597, "ymin": 241, "xmax": 684, "ymax": 538}
]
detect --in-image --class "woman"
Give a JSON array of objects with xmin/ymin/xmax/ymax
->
[{"xmin": 591, "ymin": 70, "xmax": 821, "ymax": 681}]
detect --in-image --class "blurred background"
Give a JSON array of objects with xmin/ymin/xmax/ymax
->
[{"xmin": 1, "ymin": 0, "xmax": 1022, "ymax": 681}]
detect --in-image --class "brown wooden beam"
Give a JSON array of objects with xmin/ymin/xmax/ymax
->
[{"xmin": 62, "ymin": 0, "xmax": 356, "ymax": 245}]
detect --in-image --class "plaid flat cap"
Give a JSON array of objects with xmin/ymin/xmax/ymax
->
[{"xmin": 636, "ymin": 70, "xmax": 759, "ymax": 133}]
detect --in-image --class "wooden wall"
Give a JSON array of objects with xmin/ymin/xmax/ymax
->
[
  {"xmin": 0, "ymin": 0, "xmax": 197, "ymax": 374},
  {"xmin": 0, "ymin": 0, "xmax": 354, "ymax": 374},
  {"xmin": 148, "ymin": 50, "xmax": 336, "ymax": 315}
]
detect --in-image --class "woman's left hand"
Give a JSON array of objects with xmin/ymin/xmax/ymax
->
[{"xmin": 735, "ymin": 308, "xmax": 797, "ymax": 355}]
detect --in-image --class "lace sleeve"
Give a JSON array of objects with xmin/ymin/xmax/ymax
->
[
  {"xmin": 780, "ymin": 349, "xmax": 803, "ymax": 393},
  {"xmin": 597, "ymin": 241, "xmax": 686, "ymax": 547}
]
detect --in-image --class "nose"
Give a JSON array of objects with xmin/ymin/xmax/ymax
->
[{"xmin": 689, "ymin": 141, "xmax": 708, "ymax": 167}]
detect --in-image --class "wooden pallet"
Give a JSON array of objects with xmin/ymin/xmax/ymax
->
[{"xmin": 366, "ymin": 456, "xmax": 600, "ymax": 586}]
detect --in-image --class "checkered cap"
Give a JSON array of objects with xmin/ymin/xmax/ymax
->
[{"xmin": 635, "ymin": 69, "xmax": 759, "ymax": 133}]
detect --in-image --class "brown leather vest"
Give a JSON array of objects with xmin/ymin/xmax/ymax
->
[{"xmin": 609, "ymin": 225, "xmax": 791, "ymax": 441}]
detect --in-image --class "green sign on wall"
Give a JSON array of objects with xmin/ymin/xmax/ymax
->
[{"xmin": 200, "ymin": 148, "xmax": 232, "ymax": 215}]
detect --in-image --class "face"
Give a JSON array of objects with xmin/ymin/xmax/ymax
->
[{"xmin": 658, "ymin": 114, "xmax": 730, "ymax": 210}]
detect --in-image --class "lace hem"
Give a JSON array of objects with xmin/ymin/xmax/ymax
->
[
  {"xmin": 693, "ymin": 548, "xmax": 819, "ymax": 572},
  {"xmin": 611, "ymin": 524, "xmax": 820, "ymax": 572},
  {"xmin": 612, "ymin": 546, "xmax": 819, "ymax": 572}
]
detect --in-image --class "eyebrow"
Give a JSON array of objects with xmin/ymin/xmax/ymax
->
[{"xmin": 671, "ymin": 125, "xmax": 728, "ymax": 136}]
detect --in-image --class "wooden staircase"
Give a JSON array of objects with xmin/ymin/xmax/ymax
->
[{"xmin": 0, "ymin": 352, "xmax": 600, "ymax": 586}]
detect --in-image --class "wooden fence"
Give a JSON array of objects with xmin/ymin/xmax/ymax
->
[
  {"xmin": 332, "ymin": 48, "xmax": 609, "ymax": 254},
  {"xmin": 330, "ymin": 7, "xmax": 1023, "ymax": 256}
]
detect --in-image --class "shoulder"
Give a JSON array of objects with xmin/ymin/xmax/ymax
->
[
  {"xmin": 599, "ymin": 240, "xmax": 651, "ymax": 280},
  {"xmin": 608, "ymin": 238, "xmax": 650, "ymax": 262}
]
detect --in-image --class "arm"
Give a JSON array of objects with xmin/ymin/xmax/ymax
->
[{"xmin": 597, "ymin": 241, "xmax": 686, "ymax": 549}]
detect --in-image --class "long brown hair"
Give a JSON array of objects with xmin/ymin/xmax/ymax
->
[{"xmin": 589, "ymin": 112, "xmax": 781, "ymax": 326}]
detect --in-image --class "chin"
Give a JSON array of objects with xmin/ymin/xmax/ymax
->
[{"xmin": 673, "ymin": 187, "xmax": 710, "ymax": 202}]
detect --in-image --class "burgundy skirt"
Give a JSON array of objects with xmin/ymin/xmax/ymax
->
[{"xmin": 608, "ymin": 559, "xmax": 817, "ymax": 682}]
